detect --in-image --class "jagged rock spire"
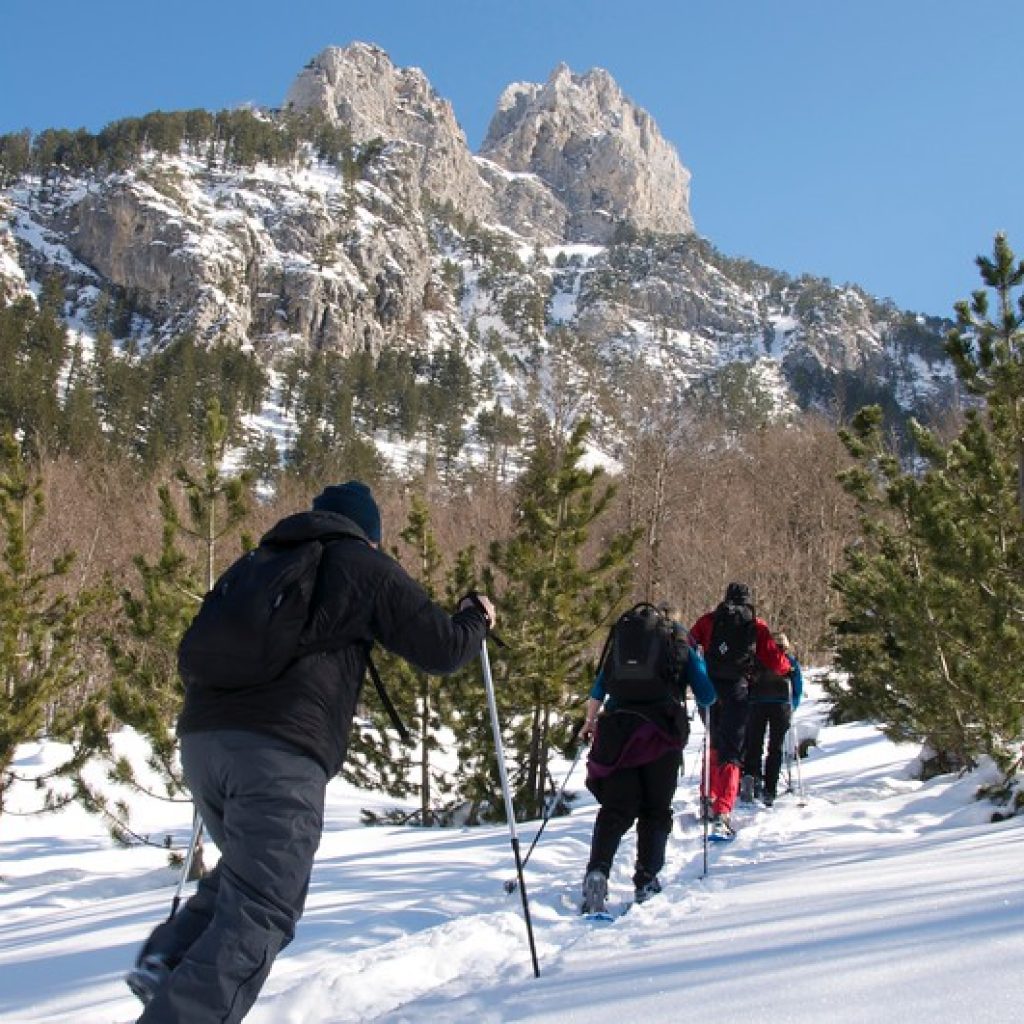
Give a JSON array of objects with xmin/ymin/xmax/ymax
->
[{"xmin": 481, "ymin": 62, "xmax": 694, "ymax": 241}]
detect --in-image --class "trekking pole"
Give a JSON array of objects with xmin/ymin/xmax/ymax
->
[
  {"xmin": 168, "ymin": 807, "xmax": 203, "ymax": 919},
  {"xmin": 790, "ymin": 717, "xmax": 807, "ymax": 807},
  {"xmin": 701, "ymin": 727, "xmax": 710, "ymax": 879},
  {"xmin": 786, "ymin": 677, "xmax": 806, "ymax": 807},
  {"xmin": 480, "ymin": 640, "xmax": 541, "ymax": 978},
  {"xmin": 504, "ymin": 742, "xmax": 585, "ymax": 894}
]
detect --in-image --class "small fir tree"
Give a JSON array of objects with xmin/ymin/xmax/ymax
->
[
  {"xmin": 346, "ymin": 498, "xmax": 480, "ymax": 827},
  {"xmin": 0, "ymin": 434, "xmax": 103, "ymax": 820},
  {"xmin": 482, "ymin": 418, "xmax": 638, "ymax": 820}
]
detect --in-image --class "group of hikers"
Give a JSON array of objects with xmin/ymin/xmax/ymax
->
[
  {"xmin": 577, "ymin": 582, "xmax": 804, "ymax": 917},
  {"xmin": 122, "ymin": 479, "xmax": 802, "ymax": 1022}
]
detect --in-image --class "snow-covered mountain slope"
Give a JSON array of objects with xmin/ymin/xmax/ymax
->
[
  {"xmin": 0, "ymin": 43, "xmax": 958, "ymax": 467},
  {"xmin": 2, "ymin": 678, "xmax": 1021, "ymax": 1023}
]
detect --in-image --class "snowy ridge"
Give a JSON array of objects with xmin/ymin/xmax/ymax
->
[{"xmin": 2, "ymin": 680, "xmax": 1021, "ymax": 1023}]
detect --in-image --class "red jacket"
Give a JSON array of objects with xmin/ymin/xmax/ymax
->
[{"xmin": 690, "ymin": 609, "xmax": 791, "ymax": 678}]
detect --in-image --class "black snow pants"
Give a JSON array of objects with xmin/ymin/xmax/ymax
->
[
  {"xmin": 743, "ymin": 701, "xmax": 792, "ymax": 798},
  {"xmin": 586, "ymin": 747, "xmax": 682, "ymax": 885},
  {"xmin": 138, "ymin": 729, "xmax": 327, "ymax": 1024}
]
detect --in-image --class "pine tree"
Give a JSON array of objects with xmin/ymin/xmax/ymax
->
[
  {"xmin": 97, "ymin": 401, "xmax": 251, "ymax": 846},
  {"xmin": 829, "ymin": 235, "xmax": 1024, "ymax": 780},
  {"xmin": 437, "ymin": 546, "xmax": 493, "ymax": 823},
  {"xmin": 398, "ymin": 496, "xmax": 454, "ymax": 824},
  {"xmin": 0, "ymin": 434, "xmax": 103, "ymax": 820},
  {"xmin": 946, "ymin": 232, "xmax": 1024, "ymax": 514},
  {"xmin": 0, "ymin": 292, "xmax": 69, "ymax": 455},
  {"xmin": 482, "ymin": 418, "xmax": 638, "ymax": 820}
]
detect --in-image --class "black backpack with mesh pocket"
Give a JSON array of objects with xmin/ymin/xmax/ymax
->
[{"xmin": 600, "ymin": 603, "xmax": 685, "ymax": 704}]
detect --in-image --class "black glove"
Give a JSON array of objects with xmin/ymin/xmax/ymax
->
[{"xmin": 458, "ymin": 590, "xmax": 494, "ymax": 629}]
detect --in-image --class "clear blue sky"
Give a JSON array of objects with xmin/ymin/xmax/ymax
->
[{"xmin": 2, "ymin": 0, "xmax": 1020, "ymax": 317}]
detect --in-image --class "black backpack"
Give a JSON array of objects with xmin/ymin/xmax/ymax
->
[
  {"xmin": 705, "ymin": 601, "xmax": 757, "ymax": 681},
  {"xmin": 178, "ymin": 531, "xmax": 412, "ymax": 743},
  {"xmin": 600, "ymin": 603, "xmax": 685, "ymax": 704},
  {"xmin": 178, "ymin": 538, "xmax": 326, "ymax": 691}
]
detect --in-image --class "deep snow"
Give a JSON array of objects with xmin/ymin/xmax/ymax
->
[{"xmin": 1, "ymin": 677, "xmax": 1021, "ymax": 1023}]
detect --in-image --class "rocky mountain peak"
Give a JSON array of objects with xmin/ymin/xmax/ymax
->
[
  {"xmin": 285, "ymin": 44, "xmax": 492, "ymax": 221},
  {"xmin": 480, "ymin": 62, "xmax": 694, "ymax": 242},
  {"xmin": 285, "ymin": 43, "xmax": 438, "ymax": 140}
]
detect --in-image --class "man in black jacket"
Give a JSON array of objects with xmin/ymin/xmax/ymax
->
[{"xmin": 128, "ymin": 481, "xmax": 495, "ymax": 1024}]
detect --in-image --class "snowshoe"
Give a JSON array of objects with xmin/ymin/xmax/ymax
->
[{"xmin": 709, "ymin": 813, "xmax": 736, "ymax": 842}]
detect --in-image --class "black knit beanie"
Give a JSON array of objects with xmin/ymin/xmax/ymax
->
[{"xmin": 312, "ymin": 480, "xmax": 382, "ymax": 543}]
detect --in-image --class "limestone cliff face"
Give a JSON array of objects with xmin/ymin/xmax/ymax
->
[
  {"xmin": 285, "ymin": 43, "xmax": 493, "ymax": 226},
  {"xmin": 473, "ymin": 157, "xmax": 568, "ymax": 244},
  {"xmin": 28, "ymin": 141, "xmax": 433, "ymax": 355},
  {"xmin": 480, "ymin": 64, "xmax": 694, "ymax": 242}
]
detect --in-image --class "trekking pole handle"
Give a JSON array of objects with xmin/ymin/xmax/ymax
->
[{"xmin": 459, "ymin": 591, "xmax": 508, "ymax": 647}]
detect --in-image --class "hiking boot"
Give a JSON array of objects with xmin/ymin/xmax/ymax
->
[
  {"xmin": 709, "ymin": 813, "xmax": 735, "ymax": 841},
  {"xmin": 126, "ymin": 954, "xmax": 171, "ymax": 1005},
  {"xmin": 580, "ymin": 869, "xmax": 608, "ymax": 915},
  {"xmin": 763, "ymin": 791, "xmax": 776, "ymax": 808},
  {"xmin": 634, "ymin": 873, "xmax": 662, "ymax": 905},
  {"xmin": 739, "ymin": 775, "xmax": 756, "ymax": 803}
]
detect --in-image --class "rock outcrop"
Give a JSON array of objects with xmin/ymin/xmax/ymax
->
[
  {"xmin": 480, "ymin": 64, "xmax": 693, "ymax": 242},
  {"xmin": 285, "ymin": 43, "xmax": 493, "ymax": 226},
  {"xmin": 284, "ymin": 46, "xmax": 694, "ymax": 245}
]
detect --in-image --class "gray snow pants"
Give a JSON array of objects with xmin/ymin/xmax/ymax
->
[{"xmin": 137, "ymin": 729, "xmax": 327, "ymax": 1024}]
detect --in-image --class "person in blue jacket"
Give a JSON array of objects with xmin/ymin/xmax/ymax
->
[
  {"xmin": 741, "ymin": 632, "xmax": 804, "ymax": 806},
  {"xmin": 577, "ymin": 605, "xmax": 716, "ymax": 915}
]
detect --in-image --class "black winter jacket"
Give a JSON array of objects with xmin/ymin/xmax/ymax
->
[{"xmin": 177, "ymin": 510, "xmax": 489, "ymax": 775}]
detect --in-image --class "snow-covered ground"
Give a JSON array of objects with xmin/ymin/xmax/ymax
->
[{"xmin": 2, "ymin": 678, "xmax": 1021, "ymax": 1023}]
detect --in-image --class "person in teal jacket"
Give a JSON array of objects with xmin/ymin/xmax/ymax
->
[
  {"xmin": 577, "ymin": 606, "xmax": 715, "ymax": 914},
  {"xmin": 741, "ymin": 632, "xmax": 803, "ymax": 806}
]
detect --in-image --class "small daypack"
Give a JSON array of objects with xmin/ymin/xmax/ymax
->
[
  {"xmin": 600, "ymin": 603, "xmax": 685, "ymax": 704},
  {"xmin": 178, "ymin": 539, "xmax": 325, "ymax": 690},
  {"xmin": 705, "ymin": 601, "xmax": 757, "ymax": 681},
  {"xmin": 178, "ymin": 531, "xmax": 413, "ymax": 744}
]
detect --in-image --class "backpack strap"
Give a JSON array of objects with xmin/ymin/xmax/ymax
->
[
  {"xmin": 366, "ymin": 653, "xmax": 413, "ymax": 746},
  {"xmin": 594, "ymin": 621, "xmax": 616, "ymax": 679}
]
